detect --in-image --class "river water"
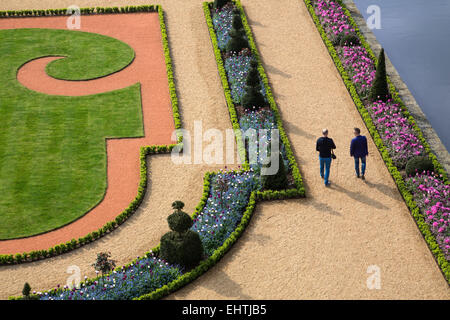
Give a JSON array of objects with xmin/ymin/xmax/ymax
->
[{"xmin": 352, "ymin": 0, "xmax": 450, "ymax": 151}]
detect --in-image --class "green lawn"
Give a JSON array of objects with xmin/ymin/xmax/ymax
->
[{"xmin": 0, "ymin": 28, "xmax": 144, "ymax": 239}]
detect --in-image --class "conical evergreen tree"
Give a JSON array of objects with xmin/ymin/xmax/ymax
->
[
  {"xmin": 242, "ymin": 60, "xmax": 266, "ymax": 110},
  {"xmin": 261, "ymin": 151, "xmax": 288, "ymax": 190},
  {"xmin": 226, "ymin": 14, "xmax": 248, "ymax": 53},
  {"xmin": 369, "ymin": 48, "xmax": 390, "ymax": 102},
  {"xmin": 213, "ymin": 0, "xmax": 230, "ymax": 10}
]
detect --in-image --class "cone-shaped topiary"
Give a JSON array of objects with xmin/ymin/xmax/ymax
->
[
  {"xmin": 160, "ymin": 201, "xmax": 203, "ymax": 268},
  {"xmin": 261, "ymin": 151, "xmax": 288, "ymax": 190},
  {"xmin": 226, "ymin": 28, "xmax": 248, "ymax": 53},
  {"xmin": 242, "ymin": 60, "xmax": 266, "ymax": 110},
  {"xmin": 225, "ymin": 13, "xmax": 248, "ymax": 54},
  {"xmin": 369, "ymin": 48, "xmax": 390, "ymax": 102},
  {"xmin": 339, "ymin": 33, "xmax": 360, "ymax": 46},
  {"xmin": 22, "ymin": 282, "xmax": 31, "ymax": 299},
  {"xmin": 405, "ymin": 156, "xmax": 434, "ymax": 176},
  {"xmin": 231, "ymin": 11, "xmax": 243, "ymax": 30},
  {"xmin": 213, "ymin": 0, "xmax": 230, "ymax": 10}
]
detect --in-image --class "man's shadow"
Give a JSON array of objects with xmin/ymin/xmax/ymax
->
[{"xmin": 330, "ymin": 182, "xmax": 389, "ymax": 210}]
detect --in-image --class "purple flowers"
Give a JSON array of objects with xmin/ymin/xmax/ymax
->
[
  {"xmin": 212, "ymin": 4, "xmax": 234, "ymax": 50},
  {"xmin": 314, "ymin": 0, "xmax": 356, "ymax": 43},
  {"xmin": 38, "ymin": 256, "xmax": 182, "ymax": 300},
  {"xmin": 192, "ymin": 168, "xmax": 260, "ymax": 256},
  {"xmin": 338, "ymin": 45, "xmax": 375, "ymax": 99},
  {"xmin": 368, "ymin": 100, "xmax": 424, "ymax": 167},
  {"xmin": 406, "ymin": 173, "xmax": 450, "ymax": 260},
  {"xmin": 313, "ymin": 0, "xmax": 425, "ymax": 169}
]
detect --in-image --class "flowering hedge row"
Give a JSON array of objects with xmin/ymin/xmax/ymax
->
[
  {"xmin": 406, "ymin": 173, "xmax": 449, "ymax": 260},
  {"xmin": 304, "ymin": 0, "xmax": 449, "ymax": 283},
  {"xmin": 0, "ymin": 5, "xmax": 182, "ymax": 266},
  {"xmin": 315, "ymin": 0, "xmax": 426, "ymax": 169}
]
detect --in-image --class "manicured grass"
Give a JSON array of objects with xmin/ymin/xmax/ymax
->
[{"xmin": 0, "ymin": 28, "xmax": 143, "ymax": 239}]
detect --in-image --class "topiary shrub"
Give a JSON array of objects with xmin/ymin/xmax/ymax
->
[
  {"xmin": 225, "ymin": 13, "xmax": 248, "ymax": 54},
  {"xmin": 261, "ymin": 151, "xmax": 288, "ymax": 190},
  {"xmin": 339, "ymin": 33, "xmax": 360, "ymax": 46},
  {"xmin": 160, "ymin": 201, "xmax": 203, "ymax": 269},
  {"xmin": 213, "ymin": 0, "xmax": 230, "ymax": 10},
  {"xmin": 22, "ymin": 282, "xmax": 31, "ymax": 299},
  {"xmin": 405, "ymin": 156, "xmax": 434, "ymax": 176},
  {"xmin": 242, "ymin": 60, "xmax": 266, "ymax": 110},
  {"xmin": 369, "ymin": 48, "xmax": 390, "ymax": 102}
]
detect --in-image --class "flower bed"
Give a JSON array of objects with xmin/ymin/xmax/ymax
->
[
  {"xmin": 337, "ymin": 45, "xmax": 374, "ymax": 99},
  {"xmin": 368, "ymin": 100, "xmax": 425, "ymax": 168},
  {"xmin": 305, "ymin": 0, "xmax": 449, "ymax": 282},
  {"xmin": 223, "ymin": 51, "xmax": 266, "ymax": 104},
  {"xmin": 38, "ymin": 256, "xmax": 182, "ymax": 300},
  {"xmin": 193, "ymin": 169, "xmax": 260, "ymax": 256},
  {"xmin": 406, "ymin": 173, "xmax": 450, "ymax": 260},
  {"xmin": 211, "ymin": 2, "xmax": 289, "ymax": 179},
  {"xmin": 239, "ymin": 109, "xmax": 289, "ymax": 170},
  {"xmin": 211, "ymin": 3, "xmax": 234, "ymax": 50}
]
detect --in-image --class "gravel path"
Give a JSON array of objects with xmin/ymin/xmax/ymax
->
[
  {"xmin": 168, "ymin": 0, "xmax": 450, "ymax": 299},
  {"xmin": 0, "ymin": 0, "xmax": 448, "ymax": 299}
]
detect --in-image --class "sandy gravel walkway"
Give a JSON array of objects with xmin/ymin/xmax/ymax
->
[
  {"xmin": 0, "ymin": 0, "xmax": 448, "ymax": 299},
  {"xmin": 168, "ymin": 0, "xmax": 450, "ymax": 299}
]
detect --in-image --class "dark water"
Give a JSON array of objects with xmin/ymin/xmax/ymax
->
[{"xmin": 353, "ymin": 0, "xmax": 450, "ymax": 151}]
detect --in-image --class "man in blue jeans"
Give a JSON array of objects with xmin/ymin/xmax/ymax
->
[
  {"xmin": 350, "ymin": 127, "xmax": 368, "ymax": 180},
  {"xmin": 316, "ymin": 128, "xmax": 336, "ymax": 186}
]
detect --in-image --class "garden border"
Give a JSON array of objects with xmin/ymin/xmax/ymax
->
[
  {"xmin": 204, "ymin": 0, "xmax": 306, "ymax": 200},
  {"xmin": 9, "ymin": 0, "xmax": 306, "ymax": 299},
  {"xmin": 0, "ymin": 5, "xmax": 183, "ymax": 265},
  {"xmin": 303, "ymin": 0, "xmax": 449, "ymax": 284}
]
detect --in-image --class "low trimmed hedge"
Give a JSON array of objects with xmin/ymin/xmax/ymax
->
[
  {"xmin": 0, "ymin": 5, "xmax": 182, "ymax": 266},
  {"xmin": 304, "ymin": 0, "xmax": 449, "ymax": 283},
  {"xmin": 0, "ymin": 5, "xmax": 159, "ymax": 18}
]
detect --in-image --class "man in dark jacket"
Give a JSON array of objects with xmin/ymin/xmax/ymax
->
[
  {"xmin": 316, "ymin": 128, "xmax": 336, "ymax": 186},
  {"xmin": 350, "ymin": 127, "xmax": 368, "ymax": 180}
]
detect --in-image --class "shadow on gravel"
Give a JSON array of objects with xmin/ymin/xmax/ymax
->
[{"xmin": 330, "ymin": 183, "xmax": 389, "ymax": 210}]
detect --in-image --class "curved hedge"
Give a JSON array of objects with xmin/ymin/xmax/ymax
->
[
  {"xmin": 303, "ymin": 0, "xmax": 449, "ymax": 283},
  {"xmin": 0, "ymin": 5, "xmax": 182, "ymax": 266}
]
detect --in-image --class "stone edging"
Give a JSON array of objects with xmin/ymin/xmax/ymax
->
[{"xmin": 342, "ymin": 0, "xmax": 449, "ymax": 174}]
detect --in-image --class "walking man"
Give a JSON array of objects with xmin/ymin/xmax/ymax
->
[
  {"xmin": 350, "ymin": 127, "xmax": 368, "ymax": 180},
  {"xmin": 316, "ymin": 128, "xmax": 336, "ymax": 186}
]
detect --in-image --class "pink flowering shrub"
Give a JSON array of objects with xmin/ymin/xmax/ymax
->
[
  {"xmin": 338, "ymin": 45, "xmax": 375, "ymax": 99},
  {"xmin": 406, "ymin": 173, "xmax": 450, "ymax": 260},
  {"xmin": 313, "ymin": 0, "xmax": 356, "ymax": 44},
  {"xmin": 368, "ymin": 100, "xmax": 424, "ymax": 168}
]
